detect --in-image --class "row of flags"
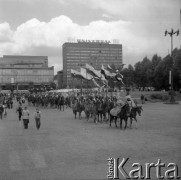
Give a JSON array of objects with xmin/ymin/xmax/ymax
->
[{"xmin": 70, "ymin": 63, "xmax": 124, "ymax": 88}]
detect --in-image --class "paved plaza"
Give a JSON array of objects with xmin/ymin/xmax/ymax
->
[{"xmin": 0, "ymin": 101, "xmax": 181, "ymax": 179}]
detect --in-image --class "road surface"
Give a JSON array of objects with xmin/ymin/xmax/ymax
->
[{"xmin": 0, "ymin": 101, "xmax": 180, "ymax": 179}]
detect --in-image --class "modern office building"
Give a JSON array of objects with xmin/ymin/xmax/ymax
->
[
  {"xmin": 0, "ymin": 55, "xmax": 54, "ymax": 90},
  {"xmin": 62, "ymin": 40, "xmax": 123, "ymax": 88}
]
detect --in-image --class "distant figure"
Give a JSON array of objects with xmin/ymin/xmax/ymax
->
[
  {"xmin": 0, "ymin": 104, "xmax": 4, "ymax": 119},
  {"xmin": 141, "ymin": 94, "xmax": 145, "ymax": 104},
  {"xmin": 16, "ymin": 104, "xmax": 23, "ymax": 121},
  {"xmin": 22, "ymin": 106, "xmax": 30, "ymax": 129},
  {"xmin": 34, "ymin": 108, "xmax": 41, "ymax": 130}
]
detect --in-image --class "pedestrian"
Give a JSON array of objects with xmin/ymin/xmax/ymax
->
[
  {"xmin": 3, "ymin": 103, "xmax": 7, "ymax": 118},
  {"xmin": 10, "ymin": 98, "xmax": 13, "ymax": 109},
  {"xmin": 34, "ymin": 108, "xmax": 41, "ymax": 130},
  {"xmin": 141, "ymin": 94, "xmax": 145, "ymax": 104},
  {"xmin": 22, "ymin": 106, "xmax": 30, "ymax": 129},
  {"xmin": 0, "ymin": 104, "xmax": 3, "ymax": 119},
  {"xmin": 16, "ymin": 104, "xmax": 23, "ymax": 121}
]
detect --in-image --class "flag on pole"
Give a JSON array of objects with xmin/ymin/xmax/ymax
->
[
  {"xmin": 85, "ymin": 63, "xmax": 102, "ymax": 78},
  {"xmin": 107, "ymin": 64, "xmax": 113, "ymax": 72},
  {"xmin": 80, "ymin": 68, "xmax": 93, "ymax": 80},
  {"xmin": 101, "ymin": 64, "xmax": 116, "ymax": 79},
  {"xmin": 92, "ymin": 78, "xmax": 100, "ymax": 88},
  {"xmin": 115, "ymin": 73, "xmax": 124, "ymax": 84},
  {"xmin": 70, "ymin": 69, "xmax": 85, "ymax": 80}
]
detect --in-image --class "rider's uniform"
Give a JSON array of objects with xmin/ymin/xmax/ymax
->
[{"xmin": 125, "ymin": 95, "xmax": 136, "ymax": 114}]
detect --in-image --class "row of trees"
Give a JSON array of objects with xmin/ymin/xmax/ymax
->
[{"xmin": 111, "ymin": 48, "xmax": 181, "ymax": 91}]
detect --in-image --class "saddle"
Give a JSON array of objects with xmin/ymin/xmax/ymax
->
[{"xmin": 110, "ymin": 106, "xmax": 122, "ymax": 117}]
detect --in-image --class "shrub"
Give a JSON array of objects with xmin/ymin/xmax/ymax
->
[
  {"xmin": 162, "ymin": 94, "xmax": 169, "ymax": 101},
  {"xmin": 150, "ymin": 93, "xmax": 169, "ymax": 101},
  {"xmin": 150, "ymin": 94, "xmax": 163, "ymax": 100}
]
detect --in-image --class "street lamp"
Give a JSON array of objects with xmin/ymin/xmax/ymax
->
[
  {"xmin": 78, "ymin": 63, "xmax": 84, "ymax": 95},
  {"xmin": 165, "ymin": 29, "xmax": 179, "ymax": 104}
]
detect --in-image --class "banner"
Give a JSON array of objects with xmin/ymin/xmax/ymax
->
[
  {"xmin": 85, "ymin": 63, "xmax": 102, "ymax": 78},
  {"xmin": 80, "ymin": 68, "xmax": 93, "ymax": 80},
  {"xmin": 101, "ymin": 64, "xmax": 116, "ymax": 79},
  {"xmin": 70, "ymin": 69, "xmax": 84, "ymax": 80}
]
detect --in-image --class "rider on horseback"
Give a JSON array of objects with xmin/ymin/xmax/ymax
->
[{"xmin": 125, "ymin": 95, "xmax": 136, "ymax": 116}]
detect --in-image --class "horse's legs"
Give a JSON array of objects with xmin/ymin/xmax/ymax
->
[
  {"xmin": 124, "ymin": 119, "xmax": 128, "ymax": 130},
  {"xmin": 79, "ymin": 111, "xmax": 81, "ymax": 119},
  {"xmin": 99, "ymin": 112, "xmax": 102, "ymax": 123},
  {"xmin": 109, "ymin": 115, "xmax": 112, "ymax": 127},
  {"xmin": 135, "ymin": 117, "xmax": 138, "ymax": 129},
  {"xmin": 97, "ymin": 113, "xmax": 99, "ymax": 123},
  {"xmin": 94, "ymin": 115, "xmax": 97, "ymax": 123},
  {"xmin": 115, "ymin": 117, "xmax": 117, "ymax": 128},
  {"xmin": 130, "ymin": 118, "xmax": 133, "ymax": 129},
  {"xmin": 120, "ymin": 118, "xmax": 122, "ymax": 129},
  {"xmin": 75, "ymin": 112, "xmax": 77, "ymax": 119}
]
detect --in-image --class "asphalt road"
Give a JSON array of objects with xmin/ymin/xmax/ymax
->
[{"xmin": 0, "ymin": 101, "xmax": 180, "ymax": 180}]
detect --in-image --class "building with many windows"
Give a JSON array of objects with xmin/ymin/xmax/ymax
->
[
  {"xmin": 0, "ymin": 55, "xmax": 54, "ymax": 90},
  {"xmin": 62, "ymin": 40, "xmax": 123, "ymax": 88}
]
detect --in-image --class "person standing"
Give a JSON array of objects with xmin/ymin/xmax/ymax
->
[
  {"xmin": 22, "ymin": 106, "xmax": 30, "ymax": 129},
  {"xmin": 34, "ymin": 108, "xmax": 41, "ymax": 130},
  {"xmin": 141, "ymin": 94, "xmax": 145, "ymax": 104},
  {"xmin": 0, "ymin": 104, "xmax": 3, "ymax": 119},
  {"xmin": 16, "ymin": 104, "xmax": 23, "ymax": 121}
]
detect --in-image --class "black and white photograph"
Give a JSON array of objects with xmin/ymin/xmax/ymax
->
[{"xmin": 0, "ymin": 0, "xmax": 181, "ymax": 179}]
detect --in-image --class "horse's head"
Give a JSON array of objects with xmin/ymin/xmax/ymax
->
[{"xmin": 137, "ymin": 106, "xmax": 143, "ymax": 116}]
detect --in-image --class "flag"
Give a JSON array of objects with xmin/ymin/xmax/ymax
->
[
  {"xmin": 71, "ymin": 69, "xmax": 85, "ymax": 80},
  {"xmin": 101, "ymin": 64, "xmax": 116, "ymax": 79},
  {"xmin": 107, "ymin": 64, "xmax": 113, "ymax": 72},
  {"xmin": 85, "ymin": 63, "xmax": 102, "ymax": 78},
  {"xmin": 115, "ymin": 73, "xmax": 124, "ymax": 84},
  {"xmin": 80, "ymin": 68, "xmax": 93, "ymax": 80},
  {"xmin": 92, "ymin": 78, "xmax": 100, "ymax": 88}
]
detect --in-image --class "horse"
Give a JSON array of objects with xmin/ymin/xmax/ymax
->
[
  {"xmin": 97, "ymin": 100, "xmax": 103, "ymax": 122},
  {"xmin": 129, "ymin": 106, "xmax": 143, "ymax": 129},
  {"xmin": 84, "ymin": 100, "xmax": 92, "ymax": 121},
  {"xmin": 109, "ymin": 103, "xmax": 130, "ymax": 129},
  {"xmin": 72, "ymin": 100, "xmax": 85, "ymax": 119},
  {"xmin": 59, "ymin": 96, "xmax": 65, "ymax": 111}
]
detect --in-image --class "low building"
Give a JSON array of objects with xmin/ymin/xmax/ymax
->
[{"xmin": 0, "ymin": 55, "xmax": 54, "ymax": 90}]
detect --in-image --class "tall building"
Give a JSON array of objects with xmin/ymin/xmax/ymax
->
[
  {"xmin": 62, "ymin": 40, "xmax": 123, "ymax": 88},
  {"xmin": 0, "ymin": 55, "xmax": 54, "ymax": 90}
]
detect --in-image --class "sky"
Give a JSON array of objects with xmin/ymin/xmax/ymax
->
[{"xmin": 0, "ymin": 0, "xmax": 181, "ymax": 74}]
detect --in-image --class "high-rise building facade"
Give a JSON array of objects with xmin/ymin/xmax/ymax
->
[
  {"xmin": 62, "ymin": 40, "xmax": 123, "ymax": 88},
  {"xmin": 0, "ymin": 55, "xmax": 54, "ymax": 90}
]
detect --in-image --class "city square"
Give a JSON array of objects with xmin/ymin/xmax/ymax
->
[
  {"xmin": 0, "ymin": 0, "xmax": 181, "ymax": 180},
  {"xmin": 0, "ymin": 98, "xmax": 180, "ymax": 179}
]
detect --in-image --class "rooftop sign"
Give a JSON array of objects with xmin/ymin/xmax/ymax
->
[{"xmin": 77, "ymin": 39, "xmax": 111, "ymax": 44}]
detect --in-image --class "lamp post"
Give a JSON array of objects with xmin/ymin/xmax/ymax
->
[
  {"xmin": 78, "ymin": 63, "xmax": 84, "ymax": 96},
  {"xmin": 165, "ymin": 29, "xmax": 179, "ymax": 104}
]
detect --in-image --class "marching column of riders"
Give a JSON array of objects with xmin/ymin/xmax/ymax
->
[{"xmin": 0, "ymin": 92, "xmax": 143, "ymax": 130}]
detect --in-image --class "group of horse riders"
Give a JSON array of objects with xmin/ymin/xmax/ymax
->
[{"xmin": 16, "ymin": 91, "xmax": 143, "ymax": 129}]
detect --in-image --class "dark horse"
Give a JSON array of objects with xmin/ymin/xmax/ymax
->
[
  {"xmin": 129, "ymin": 106, "xmax": 143, "ymax": 129},
  {"xmin": 109, "ymin": 104, "xmax": 130, "ymax": 129},
  {"xmin": 72, "ymin": 100, "xmax": 84, "ymax": 119}
]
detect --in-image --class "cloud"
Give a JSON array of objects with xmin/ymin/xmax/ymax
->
[
  {"xmin": 0, "ymin": 13, "xmax": 180, "ymax": 73},
  {"xmin": 0, "ymin": 22, "xmax": 13, "ymax": 42}
]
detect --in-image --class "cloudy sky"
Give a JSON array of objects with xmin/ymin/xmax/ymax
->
[{"xmin": 0, "ymin": 0, "xmax": 180, "ymax": 73}]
